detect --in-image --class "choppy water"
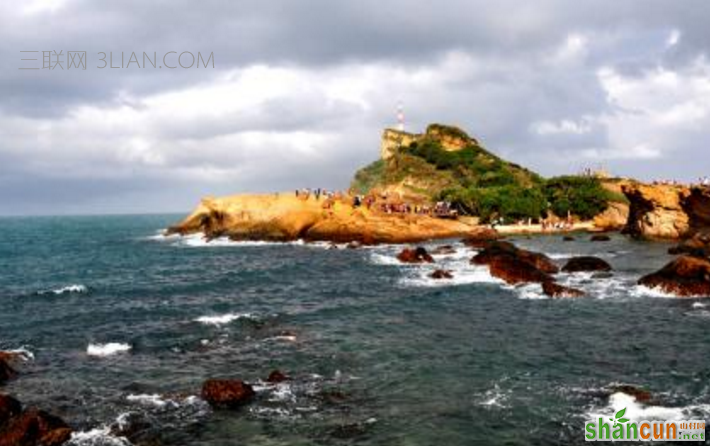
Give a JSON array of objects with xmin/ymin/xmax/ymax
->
[{"xmin": 1, "ymin": 215, "xmax": 709, "ymax": 445}]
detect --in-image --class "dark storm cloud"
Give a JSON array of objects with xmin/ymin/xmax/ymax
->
[{"xmin": 2, "ymin": 0, "xmax": 710, "ymax": 214}]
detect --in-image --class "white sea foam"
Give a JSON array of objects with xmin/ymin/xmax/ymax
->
[
  {"xmin": 400, "ymin": 265, "xmax": 504, "ymax": 288},
  {"xmin": 269, "ymin": 383, "xmax": 297, "ymax": 403},
  {"xmin": 477, "ymin": 383, "xmax": 510, "ymax": 408},
  {"xmin": 369, "ymin": 252, "xmax": 402, "ymax": 266},
  {"xmin": 692, "ymin": 302, "xmax": 707, "ymax": 308},
  {"xmin": 87, "ymin": 342, "xmax": 132, "ymax": 357},
  {"xmin": 585, "ymin": 392, "xmax": 709, "ymax": 423},
  {"xmin": 162, "ymin": 233, "xmax": 329, "ymax": 249},
  {"xmin": 194, "ymin": 312, "xmax": 255, "ymax": 326},
  {"xmin": 3, "ymin": 347, "xmax": 35, "ymax": 361},
  {"xmin": 67, "ymin": 428, "xmax": 132, "ymax": 446},
  {"xmin": 38, "ymin": 284, "xmax": 88, "ymax": 295},
  {"xmin": 512, "ymin": 283, "xmax": 548, "ymax": 300},
  {"xmin": 126, "ymin": 394, "xmax": 178, "ymax": 408},
  {"xmin": 631, "ymin": 284, "xmax": 680, "ymax": 299}
]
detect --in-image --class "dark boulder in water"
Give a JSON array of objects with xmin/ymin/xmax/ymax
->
[
  {"xmin": 562, "ymin": 256, "xmax": 612, "ymax": 273},
  {"xmin": 266, "ymin": 370, "xmax": 289, "ymax": 383},
  {"xmin": 591, "ymin": 234, "xmax": 611, "ymax": 242},
  {"xmin": 0, "ymin": 359, "xmax": 17, "ymax": 385},
  {"xmin": 0, "ymin": 408, "xmax": 72, "ymax": 446},
  {"xmin": 489, "ymin": 256, "xmax": 553, "ymax": 285},
  {"xmin": 542, "ymin": 281, "xmax": 584, "ymax": 298},
  {"xmin": 396, "ymin": 247, "xmax": 434, "ymax": 264},
  {"xmin": 109, "ymin": 411, "xmax": 159, "ymax": 446},
  {"xmin": 638, "ymin": 255, "xmax": 710, "ymax": 297},
  {"xmin": 201, "ymin": 379, "xmax": 255, "ymax": 409},
  {"xmin": 472, "ymin": 241, "xmax": 559, "ymax": 274},
  {"xmin": 563, "ymin": 236, "xmax": 575, "ymax": 242},
  {"xmin": 0, "ymin": 394, "xmax": 21, "ymax": 428},
  {"xmin": 668, "ymin": 232, "xmax": 710, "ymax": 258},
  {"xmin": 430, "ymin": 269, "xmax": 454, "ymax": 280}
]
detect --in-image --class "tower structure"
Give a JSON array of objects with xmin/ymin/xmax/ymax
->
[{"xmin": 396, "ymin": 102, "xmax": 405, "ymax": 132}]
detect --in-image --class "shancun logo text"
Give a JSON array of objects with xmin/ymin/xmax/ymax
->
[{"xmin": 585, "ymin": 408, "xmax": 705, "ymax": 441}]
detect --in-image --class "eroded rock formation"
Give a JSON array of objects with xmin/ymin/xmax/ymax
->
[
  {"xmin": 168, "ymin": 194, "xmax": 489, "ymax": 244},
  {"xmin": 622, "ymin": 183, "xmax": 710, "ymax": 239}
]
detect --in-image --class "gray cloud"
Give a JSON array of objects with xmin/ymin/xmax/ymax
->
[{"xmin": 2, "ymin": 0, "xmax": 710, "ymax": 215}]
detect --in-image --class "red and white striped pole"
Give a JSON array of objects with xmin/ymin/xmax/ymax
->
[{"xmin": 397, "ymin": 102, "xmax": 405, "ymax": 132}]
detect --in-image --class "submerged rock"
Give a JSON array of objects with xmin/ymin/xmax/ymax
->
[
  {"xmin": 0, "ymin": 408, "xmax": 72, "ymax": 446},
  {"xmin": 668, "ymin": 232, "xmax": 710, "ymax": 258},
  {"xmin": 430, "ymin": 269, "xmax": 453, "ymax": 280},
  {"xmin": 201, "ymin": 379, "xmax": 255, "ymax": 409},
  {"xmin": 542, "ymin": 281, "xmax": 584, "ymax": 298},
  {"xmin": 562, "ymin": 256, "xmax": 612, "ymax": 273},
  {"xmin": 563, "ymin": 236, "xmax": 575, "ymax": 242},
  {"xmin": 266, "ymin": 370, "xmax": 289, "ymax": 383},
  {"xmin": 396, "ymin": 247, "xmax": 434, "ymax": 264},
  {"xmin": 638, "ymin": 255, "xmax": 710, "ymax": 297},
  {"xmin": 431, "ymin": 245, "xmax": 456, "ymax": 255},
  {"xmin": 590, "ymin": 234, "xmax": 611, "ymax": 242}
]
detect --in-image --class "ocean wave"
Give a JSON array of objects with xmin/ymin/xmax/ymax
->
[
  {"xmin": 369, "ymin": 252, "xmax": 406, "ymax": 266},
  {"xmin": 477, "ymin": 384, "xmax": 511, "ymax": 408},
  {"xmin": 585, "ymin": 392, "xmax": 710, "ymax": 423},
  {"xmin": 66, "ymin": 428, "xmax": 132, "ymax": 446},
  {"xmin": 630, "ymin": 284, "xmax": 681, "ymax": 299},
  {"xmin": 194, "ymin": 312, "xmax": 255, "ymax": 326},
  {"xmin": 2, "ymin": 347, "xmax": 35, "ymax": 361},
  {"xmin": 125, "ymin": 393, "xmax": 206, "ymax": 411},
  {"xmin": 154, "ymin": 232, "xmax": 338, "ymax": 249},
  {"xmin": 511, "ymin": 283, "xmax": 548, "ymax": 300},
  {"xmin": 400, "ymin": 264, "xmax": 504, "ymax": 288},
  {"xmin": 37, "ymin": 284, "xmax": 88, "ymax": 296},
  {"xmin": 126, "ymin": 394, "xmax": 179, "ymax": 409},
  {"xmin": 87, "ymin": 342, "xmax": 132, "ymax": 357}
]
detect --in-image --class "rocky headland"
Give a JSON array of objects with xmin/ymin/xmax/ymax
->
[
  {"xmin": 169, "ymin": 123, "xmax": 710, "ymax": 250},
  {"xmin": 167, "ymin": 193, "xmax": 487, "ymax": 244}
]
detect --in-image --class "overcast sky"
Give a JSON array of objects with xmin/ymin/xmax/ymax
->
[{"xmin": 2, "ymin": 1, "xmax": 710, "ymax": 215}]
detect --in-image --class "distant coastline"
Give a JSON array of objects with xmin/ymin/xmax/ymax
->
[{"xmin": 169, "ymin": 124, "xmax": 710, "ymax": 244}]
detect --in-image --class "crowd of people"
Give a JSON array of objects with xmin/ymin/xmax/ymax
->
[
  {"xmin": 293, "ymin": 189, "xmax": 458, "ymax": 218},
  {"xmin": 652, "ymin": 177, "xmax": 710, "ymax": 187},
  {"xmin": 489, "ymin": 215, "xmax": 575, "ymax": 231}
]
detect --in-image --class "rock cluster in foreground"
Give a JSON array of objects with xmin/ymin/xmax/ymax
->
[
  {"xmin": 0, "ymin": 395, "xmax": 72, "ymax": 446},
  {"xmin": 470, "ymin": 241, "xmax": 586, "ymax": 298}
]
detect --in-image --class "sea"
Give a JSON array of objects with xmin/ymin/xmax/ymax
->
[{"xmin": 1, "ymin": 214, "xmax": 709, "ymax": 445}]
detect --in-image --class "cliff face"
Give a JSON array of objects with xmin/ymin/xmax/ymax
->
[
  {"xmin": 167, "ymin": 194, "xmax": 484, "ymax": 244},
  {"xmin": 379, "ymin": 124, "xmax": 479, "ymax": 160},
  {"xmin": 622, "ymin": 184, "xmax": 710, "ymax": 239}
]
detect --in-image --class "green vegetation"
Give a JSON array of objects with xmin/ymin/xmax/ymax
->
[
  {"xmin": 349, "ymin": 124, "xmax": 618, "ymax": 222},
  {"xmin": 351, "ymin": 159, "xmax": 386, "ymax": 195},
  {"xmin": 543, "ymin": 176, "xmax": 613, "ymax": 221}
]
